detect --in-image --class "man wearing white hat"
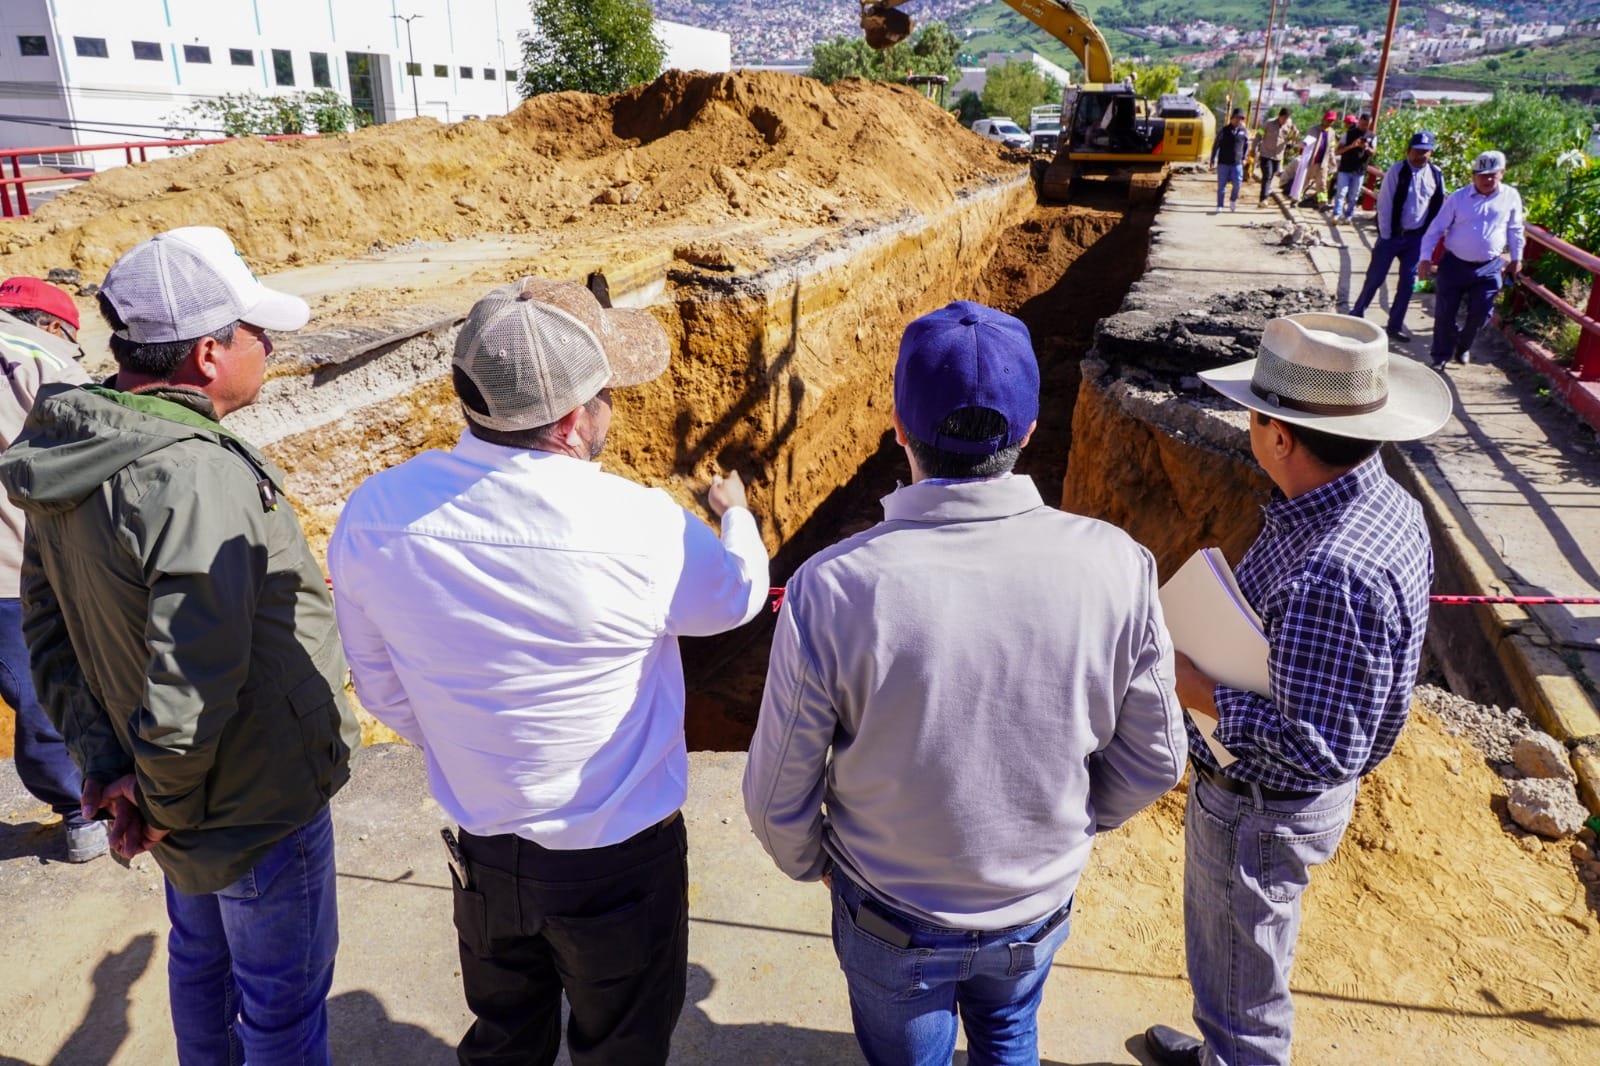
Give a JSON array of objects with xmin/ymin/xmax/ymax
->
[
  {"xmin": 328, "ymin": 277, "xmax": 769, "ymax": 1065},
  {"xmin": 1418, "ymin": 148, "xmax": 1524, "ymax": 369},
  {"xmin": 0, "ymin": 226, "xmax": 359, "ymax": 1064},
  {"xmin": 1142, "ymin": 314, "xmax": 1450, "ymax": 1066}
]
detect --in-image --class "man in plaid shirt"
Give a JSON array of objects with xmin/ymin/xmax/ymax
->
[{"xmin": 1143, "ymin": 313, "xmax": 1452, "ymax": 1066}]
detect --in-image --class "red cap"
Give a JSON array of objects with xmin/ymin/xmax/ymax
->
[
  {"xmin": 1343, "ymin": 113, "xmax": 1357, "ymax": 124},
  {"xmin": 1323, "ymin": 109, "xmax": 1338, "ymax": 121},
  {"xmin": 0, "ymin": 276, "xmax": 79, "ymax": 330}
]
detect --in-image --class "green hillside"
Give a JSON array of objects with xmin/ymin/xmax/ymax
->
[
  {"xmin": 1438, "ymin": 36, "xmax": 1600, "ymax": 88},
  {"xmin": 954, "ymin": 0, "xmax": 1413, "ymax": 74}
]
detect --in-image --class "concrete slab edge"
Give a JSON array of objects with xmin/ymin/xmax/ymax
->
[{"xmin": 1388, "ymin": 448, "xmax": 1600, "ymax": 817}]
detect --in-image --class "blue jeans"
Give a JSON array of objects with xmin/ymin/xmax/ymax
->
[
  {"xmin": 1350, "ymin": 231, "xmax": 1424, "ymax": 332},
  {"xmin": 1184, "ymin": 771, "xmax": 1358, "ymax": 1066},
  {"xmin": 1332, "ymin": 171, "xmax": 1364, "ymax": 219},
  {"xmin": 1430, "ymin": 251, "xmax": 1504, "ymax": 365},
  {"xmin": 164, "ymin": 805, "xmax": 339, "ymax": 1066},
  {"xmin": 1215, "ymin": 164, "xmax": 1242, "ymax": 208},
  {"xmin": 2, "ymin": 596, "xmax": 86, "ymax": 826},
  {"xmin": 831, "ymin": 872, "xmax": 1073, "ymax": 1066}
]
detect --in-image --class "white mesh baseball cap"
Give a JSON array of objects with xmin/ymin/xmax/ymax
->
[
  {"xmin": 1472, "ymin": 150, "xmax": 1507, "ymax": 174},
  {"xmin": 453, "ymin": 277, "xmax": 670, "ymax": 431},
  {"xmin": 101, "ymin": 226, "xmax": 309, "ymax": 343}
]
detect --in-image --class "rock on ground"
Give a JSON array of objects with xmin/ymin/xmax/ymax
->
[
  {"xmin": 1413, "ymin": 684, "xmax": 1533, "ymax": 766},
  {"xmin": 1512, "ymin": 731, "xmax": 1576, "ymax": 782},
  {"xmin": 1507, "ymin": 777, "xmax": 1590, "ymax": 839}
]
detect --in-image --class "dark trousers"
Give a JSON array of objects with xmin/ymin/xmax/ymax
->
[
  {"xmin": 1258, "ymin": 157, "xmax": 1281, "ymax": 202},
  {"xmin": 1430, "ymin": 251, "xmax": 1503, "ymax": 365},
  {"xmin": 1351, "ymin": 231, "xmax": 1424, "ymax": 332},
  {"xmin": 452, "ymin": 814, "xmax": 689, "ymax": 1066},
  {"xmin": 2, "ymin": 596, "xmax": 85, "ymax": 826}
]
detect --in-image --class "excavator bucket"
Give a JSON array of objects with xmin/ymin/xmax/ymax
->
[{"xmin": 861, "ymin": 5, "xmax": 913, "ymax": 50}]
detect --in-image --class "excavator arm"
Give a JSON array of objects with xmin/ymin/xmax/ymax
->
[{"xmin": 859, "ymin": 0, "xmax": 1114, "ymax": 83}]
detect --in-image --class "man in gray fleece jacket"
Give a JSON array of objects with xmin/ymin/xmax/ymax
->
[{"xmin": 743, "ymin": 301, "xmax": 1186, "ymax": 1065}]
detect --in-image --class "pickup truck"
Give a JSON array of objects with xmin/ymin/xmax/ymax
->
[
  {"xmin": 1030, "ymin": 104, "xmax": 1062, "ymax": 154},
  {"xmin": 970, "ymin": 117, "xmax": 1030, "ymax": 151}
]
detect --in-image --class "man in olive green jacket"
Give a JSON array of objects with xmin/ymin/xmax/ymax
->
[{"xmin": 0, "ymin": 227, "xmax": 358, "ymax": 1066}]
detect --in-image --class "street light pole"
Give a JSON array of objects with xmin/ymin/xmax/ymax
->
[{"xmin": 392, "ymin": 13, "xmax": 423, "ymax": 118}]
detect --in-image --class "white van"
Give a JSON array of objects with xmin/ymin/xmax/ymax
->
[{"xmin": 970, "ymin": 117, "xmax": 1030, "ymax": 151}]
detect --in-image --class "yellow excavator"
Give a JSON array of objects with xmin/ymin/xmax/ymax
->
[{"xmin": 860, "ymin": 0, "xmax": 1215, "ymax": 201}]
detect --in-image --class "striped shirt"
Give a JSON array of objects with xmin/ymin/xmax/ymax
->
[{"xmin": 1189, "ymin": 456, "xmax": 1433, "ymax": 792}]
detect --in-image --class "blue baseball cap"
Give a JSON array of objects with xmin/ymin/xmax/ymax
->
[
  {"xmin": 894, "ymin": 301, "xmax": 1039, "ymax": 456},
  {"xmin": 1409, "ymin": 130, "xmax": 1436, "ymax": 151}
]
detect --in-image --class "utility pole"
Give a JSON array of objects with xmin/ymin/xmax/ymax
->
[
  {"xmin": 1368, "ymin": 0, "xmax": 1403, "ymax": 138},
  {"xmin": 1253, "ymin": 0, "xmax": 1282, "ymax": 129},
  {"xmin": 392, "ymin": 13, "xmax": 423, "ymax": 118}
]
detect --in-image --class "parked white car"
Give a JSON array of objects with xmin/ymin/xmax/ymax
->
[{"xmin": 970, "ymin": 117, "xmax": 1030, "ymax": 151}]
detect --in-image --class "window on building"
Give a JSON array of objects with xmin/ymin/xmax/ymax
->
[
  {"xmin": 184, "ymin": 45, "xmax": 212, "ymax": 64},
  {"xmin": 73, "ymin": 37, "xmax": 109, "ymax": 58},
  {"xmin": 230, "ymin": 49, "xmax": 254, "ymax": 67},
  {"xmin": 273, "ymin": 49, "xmax": 294, "ymax": 86},
  {"xmin": 483, "ymin": 68, "xmax": 496, "ymax": 80},
  {"xmin": 459, "ymin": 66, "xmax": 473, "ymax": 79},
  {"xmin": 132, "ymin": 41, "xmax": 164, "ymax": 61},
  {"xmin": 433, "ymin": 64, "xmax": 448, "ymax": 78},
  {"xmin": 310, "ymin": 52, "xmax": 331, "ymax": 87},
  {"xmin": 17, "ymin": 36, "xmax": 49, "ymax": 57},
  {"xmin": 505, "ymin": 69, "xmax": 517, "ymax": 82},
  {"xmin": 405, "ymin": 62, "xmax": 422, "ymax": 77}
]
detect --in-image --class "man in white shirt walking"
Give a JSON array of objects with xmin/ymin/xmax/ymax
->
[
  {"xmin": 328, "ymin": 277, "xmax": 769, "ymax": 1066},
  {"xmin": 1419, "ymin": 149, "xmax": 1524, "ymax": 370}
]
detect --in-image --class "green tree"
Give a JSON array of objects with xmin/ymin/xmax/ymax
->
[
  {"xmin": 1199, "ymin": 77, "xmax": 1252, "ymax": 122},
  {"xmin": 519, "ymin": 0, "xmax": 664, "ymax": 97},
  {"xmin": 1484, "ymin": 58, "xmax": 1501, "ymax": 73},
  {"xmin": 981, "ymin": 61, "xmax": 1058, "ymax": 129},
  {"xmin": 1113, "ymin": 60, "xmax": 1182, "ymax": 100},
  {"xmin": 809, "ymin": 23, "xmax": 960, "ymax": 86},
  {"xmin": 167, "ymin": 90, "xmax": 359, "ymax": 138},
  {"xmin": 955, "ymin": 90, "xmax": 985, "ymax": 126},
  {"xmin": 809, "ymin": 37, "xmax": 880, "ymax": 83}
]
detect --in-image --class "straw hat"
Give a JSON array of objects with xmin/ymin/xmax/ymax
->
[{"xmin": 1198, "ymin": 313, "xmax": 1451, "ymax": 441}]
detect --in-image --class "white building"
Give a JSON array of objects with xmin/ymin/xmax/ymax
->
[{"xmin": 0, "ymin": 0, "xmax": 729, "ymax": 166}]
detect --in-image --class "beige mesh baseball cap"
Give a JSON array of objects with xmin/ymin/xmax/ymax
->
[{"xmin": 452, "ymin": 278, "xmax": 670, "ymax": 432}]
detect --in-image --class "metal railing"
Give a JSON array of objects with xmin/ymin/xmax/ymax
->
[
  {"xmin": 1, "ymin": 134, "xmax": 317, "ymax": 218},
  {"xmin": 1511, "ymin": 222, "xmax": 1600, "ymax": 381}
]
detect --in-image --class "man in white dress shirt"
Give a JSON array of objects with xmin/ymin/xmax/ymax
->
[
  {"xmin": 328, "ymin": 277, "xmax": 769, "ymax": 1066},
  {"xmin": 1419, "ymin": 149, "xmax": 1524, "ymax": 370}
]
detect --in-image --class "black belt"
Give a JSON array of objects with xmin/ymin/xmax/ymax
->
[
  {"xmin": 1444, "ymin": 251, "xmax": 1493, "ymax": 269},
  {"xmin": 1190, "ymin": 756, "xmax": 1322, "ymax": 801}
]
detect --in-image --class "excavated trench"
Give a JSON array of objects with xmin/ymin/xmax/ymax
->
[
  {"xmin": 219, "ymin": 185, "xmax": 1155, "ymax": 752},
  {"xmin": 680, "ymin": 188, "xmax": 1158, "ymax": 749}
]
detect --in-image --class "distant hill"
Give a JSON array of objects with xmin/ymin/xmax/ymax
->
[{"xmin": 1433, "ymin": 35, "xmax": 1600, "ymax": 90}]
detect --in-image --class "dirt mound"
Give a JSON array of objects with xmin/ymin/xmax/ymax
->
[
  {"xmin": 0, "ymin": 71, "xmax": 1016, "ymax": 280},
  {"xmin": 1081, "ymin": 707, "xmax": 1600, "ymax": 1060}
]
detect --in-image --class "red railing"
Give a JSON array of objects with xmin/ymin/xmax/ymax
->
[
  {"xmin": 0, "ymin": 134, "xmax": 316, "ymax": 218},
  {"xmin": 1513, "ymin": 223, "xmax": 1600, "ymax": 381}
]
